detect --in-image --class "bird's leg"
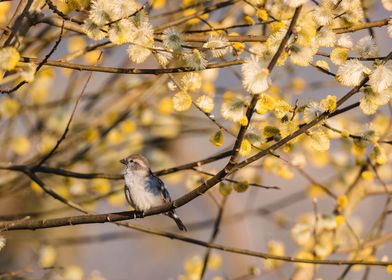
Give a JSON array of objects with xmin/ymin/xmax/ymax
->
[
  {"xmin": 138, "ymin": 211, "xmax": 145, "ymax": 219},
  {"xmin": 134, "ymin": 210, "xmax": 145, "ymax": 219}
]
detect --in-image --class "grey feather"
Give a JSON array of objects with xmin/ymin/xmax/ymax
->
[
  {"xmin": 122, "ymin": 155, "xmax": 187, "ymax": 231},
  {"xmin": 124, "ymin": 185, "xmax": 136, "ymax": 210},
  {"xmin": 150, "ymin": 171, "xmax": 187, "ymax": 231}
]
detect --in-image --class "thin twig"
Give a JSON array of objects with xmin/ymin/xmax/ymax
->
[
  {"xmin": 1, "ymin": 21, "xmax": 65, "ymax": 94},
  {"xmin": 200, "ymin": 196, "xmax": 227, "ymax": 279},
  {"xmin": 36, "ymin": 65, "xmax": 96, "ymax": 166}
]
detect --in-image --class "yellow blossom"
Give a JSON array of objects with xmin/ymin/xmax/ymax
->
[
  {"xmin": 67, "ymin": 36, "xmax": 86, "ymax": 53},
  {"xmin": 341, "ymin": 130, "xmax": 350, "ymax": 138},
  {"xmin": 282, "ymin": 143, "xmax": 292, "ymax": 152},
  {"xmin": 39, "ymin": 246, "xmax": 57, "ymax": 267},
  {"xmin": 307, "ymin": 184, "xmax": 327, "ymax": 198},
  {"xmin": 106, "ymin": 111, "xmax": 119, "ymax": 124},
  {"xmin": 219, "ymin": 182, "xmax": 232, "ymax": 196},
  {"xmin": 0, "ymin": 47, "xmax": 20, "ymax": 71},
  {"xmin": 55, "ymin": 185, "xmax": 70, "ymax": 198},
  {"xmin": 244, "ymin": 15, "xmax": 255, "ymax": 25},
  {"xmin": 274, "ymin": 100, "xmax": 290, "ymax": 119},
  {"xmin": 221, "ymin": 95, "xmax": 245, "ymax": 122},
  {"xmin": 280, "ymin": 121, "xmax": 298, "ymax": 140},
  {"xmin": 152, "ymin": 0, "xmax": 165, "ymax": 9},
  {"xmin": 255, "ymin": 94, "xmax": 276, "ymax": 114},
  {"xmin": 120, "ymin": 120, "xmax": 136, "ymax": 134},
  {"xmin": 31, "ymin": 181, "xmax": 43, "ymax": 193},
  {"xmin": 85, "ymin": 128, "xmax": 99, "ymax": 143},
  {"xmin": 69, "ymin": 181, "xmax": 87, "ymax": 196},
  {"xmin": 207, "ymin": 253, "xmax": 222, "ymax": 270},
  {"xmin": 321, "ymin": 95, "xmax": 336, "ymax": 112},
  {"xmin": 30, "ymin": 86, "xmax": 49, "ymax": 104},
  {"xmin": 264, "ymin": 241, "xmax": 285, "ymax": 270},
  {"xmin": 336, "ymin": 215, "xmax": 345, "ymax": 226},
  {"xmin": 165, "ymin": 173, "xmax": 182, "ymax": 185},
  {"xmin": 230, "ymin": 32, "xmax": 244, "ymax": 52},
  {"xmin": 209, "ymin": 130, "xmax": 224, "ymax": 147},
  {"xmin": 370, "ymin": 144, "xmax": 388, "ymax": 165},
  {"xmin": 295, "ymin": 251, "xmax": 314, "ymax": 268},
  {"xmin": 336, "ymin": 195, "xmax": 348, "ymax": 210},
  {"xmin": 91, "ymin": 179, "xmax": 111, "ymax": 195},
  {"xmin": 107, "ymin": 129, "xmax": 123, "ymax": 145},
  {"xmin": 233, "ymin": 181, "xmax": 249, "ymax": 192},
  {"xmin": 0, "ymin": 2, "xmax": 11, "ymax": 25},
  {"xmin": 270, "ymin": 22, "xmax": 286, "ymax": 33},
  {"xmin": 361, "ymin": 170, "xmax": 374, "ymax": 180},
  {"xmin": 158, "ymin": 97, "xmax": 174, "ymax": 115},
  {"xmin": 291, "ymin": 78, "xmax": 306, "ymax": 93},
  {"xmin": 315, "ymin": 60, "xmax": 330, "ymax": 71},
  {"xmin": 202, "ymin": 80, "xmax": 215, "ymax": 95},
  {"xmin": 232, "ymin": 42, "xmax": 245, "ymax": 54},
  {"xmin": 184, "ymin": 9, "xmax": 208, "ymax": 25},
  {"xmin": 239, "ymin": 139, "xmax": 252, "ymax": 156},
  {"xmin": 239, "ymin": 116, "xmax": 248, "ymax": 126},
  {"xmin": 277, "ymin": 165, "xmax": 294, "ymax": 179},
  {"xmin": 11, "ymin": 136, "xmax": 31, "ymax": 156},
  {"xmin": 38, "ymin": 134, "xmax": 57, "ymax": 153},
  {"xmin": 0, "ymin": 98, "xmax": 20, "ymax": 117},
  {"xmin": 173, "ymin": 91, "xmax": 192, "ymax": 112},
  {"xmin": 196, "ymin": 95, "xmax": 214, "ymax": 113},
  {"xmin": 265, "ymin": 83, "xmax": 277, "ymax": 94},
  {"xmin": 63, "ymin": 265, "xmax": 84, "ymax": 280},
  {"xmin": 256, "ymin": 9, "xmax": 269, "ymax": 21},
  {"xmin": 315, "ymin": 239, "xmax": 334, "ymax": 258},
  {"xmin": 309, "ymin": 129, "xmax": 330, "ymax": 151},
  {"xmin": 182, "ymin": 73, "xmax": 202, "ymax": 92},
  {"xmin": 184, "ymin": 255, "xmax": 203, "ymax": 277},
  {"xmin": 84, "ymin": 50, "xmax": 102, "ymax": 64},
  {"xmin": 330, "ymin": 48, "xmax": 348, "ymax": 66},
  {"xmin": 107, "ymin": 191, "xmax": 126, "ymax": 207},
  {"xmin": 263, "ymin": 126, "xmax": 280, "ymax": 138},
  {"xmin": 309, "ymin": 150, "xmax": 329, "ymax": 167},
  {"xmin": 65, "ymin": 0, "xmax": 89, "ymax": 10}
]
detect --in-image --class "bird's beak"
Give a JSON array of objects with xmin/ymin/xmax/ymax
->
[{"xmin": 120, "ymin": 159, "xmax": 127, "ymax": 165}]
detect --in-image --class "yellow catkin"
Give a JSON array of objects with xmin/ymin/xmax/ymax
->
[{"xmin": 335, "ymin": 215, "xmax": 345, "ymax": 226}]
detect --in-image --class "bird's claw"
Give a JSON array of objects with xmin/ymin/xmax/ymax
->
[{"xmin": 133, "ymin": 211, "xmax": 145, "ymax": 219}]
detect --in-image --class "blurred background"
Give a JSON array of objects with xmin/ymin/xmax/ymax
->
[{"xmin": 0, "ymin": 0, "xmax": 391, "ymax": 279}]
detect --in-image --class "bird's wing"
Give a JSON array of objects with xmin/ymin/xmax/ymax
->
[
  {"xmin": 150, "ymin": 172, "xmax": 172, "ymax": 203},
  {"xmin": 124, "ymin": 184, "xmax": 136, "ymax": 209},
  {"xmin": 150, "ymin": 172, "xmax": 187, "ymax": 231}
]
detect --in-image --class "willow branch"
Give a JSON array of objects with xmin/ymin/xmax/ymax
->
[
  {"xmin": 37, "ymin": 68, "xmax": 94, "ymax": 166},
  {"xmin": 19, "ymin": 57, "xmax": 244, "ymax": 74},
  {"xmin": 200, "ymin": 196, "xmax": 227, "ymax": 279},
  {"xmin": 1, "ymin": 21, "xmax": 64, "ymax": 94},
  {"xmin": 227, "ymin": 6, "xmax": 303, "ymax": 166},
  {"xmin": 2, "ymin": 215, "xmax": 391, "ymax": 266},
  {"xmin": 334, "ymin": 18, "xmax": 390, "ymax": 34},
  {"xmin": 233, "ymin": 51, "xmax": 392, "ymax": 172}
]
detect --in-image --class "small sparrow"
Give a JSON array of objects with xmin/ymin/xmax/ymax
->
[{"xmin": 120, "ymin": 154, "xmax": 187, "ymax": 231}]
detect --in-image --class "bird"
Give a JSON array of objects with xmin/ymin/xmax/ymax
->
[{"xmin": 120, "ymin": 154, "xmax": 187, "ymax": 231}]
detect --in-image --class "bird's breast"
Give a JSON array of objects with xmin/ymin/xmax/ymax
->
[{"xmin": 124, "ymin": 172, "xmax": 162, "ymax": 211}]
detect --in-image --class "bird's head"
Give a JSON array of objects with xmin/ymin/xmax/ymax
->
[{"xmin": 120, "ymin": 154, "xmax": 150, "ymax": 174}]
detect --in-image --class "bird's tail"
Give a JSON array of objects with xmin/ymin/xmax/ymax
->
[{"xmin": 166, "ymin": 210, "xmax": 187, "ymax": 231}]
